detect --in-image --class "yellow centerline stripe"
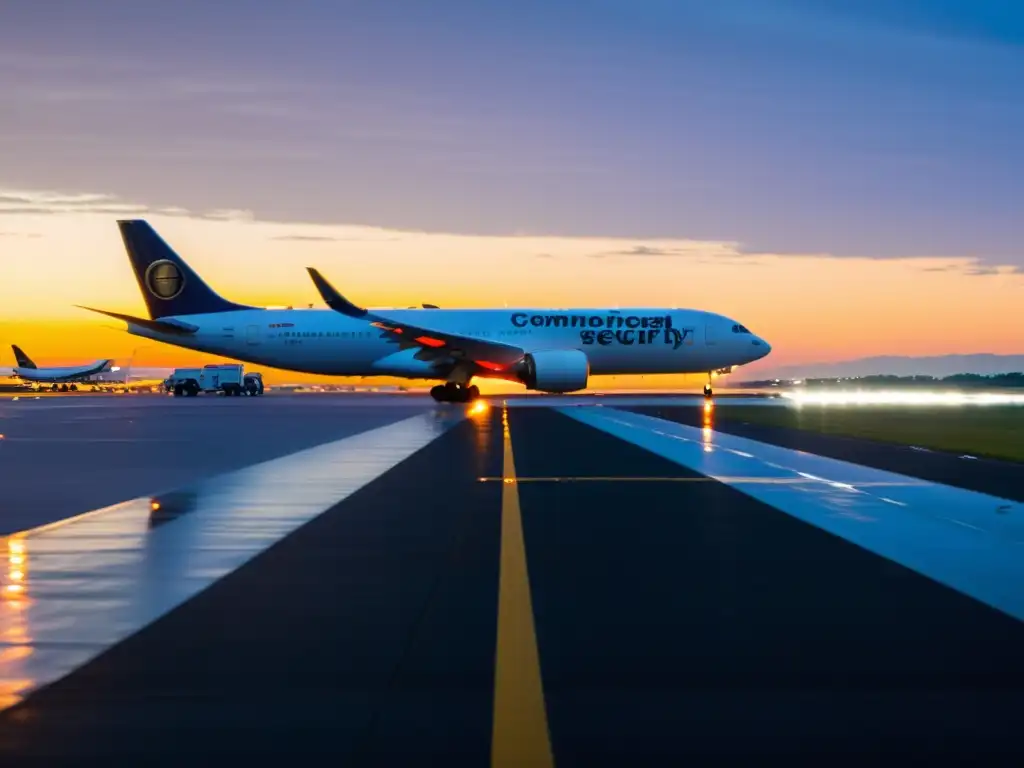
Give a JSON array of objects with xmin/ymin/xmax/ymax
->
[{"xmin": 491, "ymin": 407, "xmax": 555, "ymax": 768}]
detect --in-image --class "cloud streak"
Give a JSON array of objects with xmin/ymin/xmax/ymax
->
[
  {"xmin": 270, "ymin": 234, "xmax": 339, "ymax": 242},
  {"xmin": 0, "ymin": 190, "xmax": 256, "ymax": 222},
  {"xmin": 584, "ymin": 239, "xmax": 1023, "ymax": 277},
  {"xmin": 920, "ymin": 262, "xmax": 1021, "ymax": 277},
  {"xmin": 1, "ymin": 184, "xmax": 1021, "ymax": 283},
  {"xmin": 590, "ymin": 244, "xmax": 741, "ymax": 259}
]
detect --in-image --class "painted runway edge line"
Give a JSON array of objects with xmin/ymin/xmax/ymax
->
[
  {"xmin": 558, "ymin": 406, "xmax": 1024, "ymax": 625},
  {"xmin": 0, "ymin": 411, "xmax": 465, "ymax": 713}
]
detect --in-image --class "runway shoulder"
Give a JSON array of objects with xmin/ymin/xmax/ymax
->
[{"xmin": 625, "ymin": 402, "xmax": 1024, "ymax": 502}]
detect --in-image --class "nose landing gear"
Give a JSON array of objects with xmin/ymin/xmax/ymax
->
[
  {"xmin": 704, "ymin": 373, "xmax": 713, "ymax": 399},
  {"xmin": 430, "ymin": 382, "xmax": 481, "ymax": 403}
]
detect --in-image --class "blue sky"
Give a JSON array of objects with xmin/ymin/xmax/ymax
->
[{"xmin": 2, "ymin": 0, "xmax": 1023, "ymax": 265}]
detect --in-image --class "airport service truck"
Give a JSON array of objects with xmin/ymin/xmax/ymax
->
[{"xmin": 164, "ymin": 364, "xmax": 264, "ymax": 397}]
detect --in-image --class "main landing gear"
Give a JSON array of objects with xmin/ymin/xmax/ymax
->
[
  {"xmin": 430, "ymin": 382, "xmax": 481, "ymax": 403},
  {"xmin": 703, "ymin": 373, "xmax": 713, "ymax": 399}
]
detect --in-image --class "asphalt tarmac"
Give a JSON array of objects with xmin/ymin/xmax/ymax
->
[
  {"xmin": 0, "ymin": 393, "xmax": 1021, "ymax": 765},
  {"xmin": 0, "ymin": 394, "xmax": 430, "ymax": 532}
]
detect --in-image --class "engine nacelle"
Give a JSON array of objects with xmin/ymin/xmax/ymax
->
[{"xmin": 518, "ymin": 349, "xmax": 590, "ymax": 393}]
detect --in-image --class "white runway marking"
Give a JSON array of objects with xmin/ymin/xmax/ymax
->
[
  {"xmin": 0, "ymin": 411, "xmax": 463, "ymax": 711},
  {"xmin": 562, "ymin": 406, "xmax": 1024, "ymax": 623}
]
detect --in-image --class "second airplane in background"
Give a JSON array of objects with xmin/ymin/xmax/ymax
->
[
  {"xmin": 79, "ymin": 220, "xmax": 772, "ymax": 402},
  {"xmin": 8, "ymin": 345, "xmax": 117, "ymax": 391}
]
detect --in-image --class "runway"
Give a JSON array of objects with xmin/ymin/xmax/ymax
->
[{"xmin": 0, "ymin": 393, "xmax": 1022, "ymax": 763}]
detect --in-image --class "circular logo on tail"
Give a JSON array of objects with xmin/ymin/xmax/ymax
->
[{"xmin": 144, "ymin": 260, "xmax": 185, "ymax": 300}]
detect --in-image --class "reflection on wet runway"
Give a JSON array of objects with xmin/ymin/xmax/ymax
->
[
  {"xmin": 0, "ymin": 412, "xmax": 463, "ymax": 712},
  {"xmin": 147, "ymin": 490, "xmax": 200, "ymax": 529},
  {"xmin": 0, "ymin": 536, "xmax": 32, "ymax": 710}
]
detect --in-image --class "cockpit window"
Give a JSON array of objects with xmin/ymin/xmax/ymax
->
[{"xmin": 732, "ymin": 324, "xmax": 751, "ymax": 334}]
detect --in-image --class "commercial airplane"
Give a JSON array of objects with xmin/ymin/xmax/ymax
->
[
  {"xmin": 9, "ymin": 345, "xmax": 117, "ymax": 391},
  {"xmin": 77, "ymin": 220, "xmax": 772, "ymax": 402}
]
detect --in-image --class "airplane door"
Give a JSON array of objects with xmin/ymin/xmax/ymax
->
[
  {"xmin": 246, "ymin": 325, "xmax": 261, "ymax": 345},
  {"xmin": 705, "ymin": 321, "xmax": 718, "ymax": 346}
]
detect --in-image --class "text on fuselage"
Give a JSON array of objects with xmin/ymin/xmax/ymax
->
[{"xmin": 510, "ymin": 313, "xmax": 693, "ymax": 349}]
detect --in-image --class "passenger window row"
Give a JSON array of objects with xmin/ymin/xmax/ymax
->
[{"xmin": 279, "ymin": 331, "xmax": 373, "ymax": 338}]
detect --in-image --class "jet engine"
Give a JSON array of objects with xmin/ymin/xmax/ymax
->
[{"xmin": 517, "ymin": 349, "xmax": 590, "ymax": 393}]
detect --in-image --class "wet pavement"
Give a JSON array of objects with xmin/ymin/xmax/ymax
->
[{"xmin": 0, "ymin": 394, "xmax": 1021, "ymax": 764}]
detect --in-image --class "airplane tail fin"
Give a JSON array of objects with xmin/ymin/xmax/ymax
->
[
  {"xmin": 11, "ymin": 345, "xmax": 36, "ymax": 369},
  {"xmin": 116, "ymin": 220, "xmax": 257, "ymax": 320}
]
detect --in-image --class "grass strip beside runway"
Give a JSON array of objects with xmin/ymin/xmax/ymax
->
[{"xmin": 714, "ymin": 404, "xmax": 1024, "ymax": 462}]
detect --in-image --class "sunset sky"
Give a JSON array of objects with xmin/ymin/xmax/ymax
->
[{"xmin": 1, "ymin": 1, "xmax": 1022, "ymax": 387}]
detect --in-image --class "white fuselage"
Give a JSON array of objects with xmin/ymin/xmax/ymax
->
[
  {"xmin": 122, "ymin": 306, "xmax": 770, "ymax": 382},
  {"xmin": 12, "ymin": 361, "xmax": 113, "ymax": 384}
]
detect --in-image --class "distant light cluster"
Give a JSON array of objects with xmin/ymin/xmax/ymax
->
[{"xmin": 782, "ymin": 390, "xmax": 1024, "ymax": 406}]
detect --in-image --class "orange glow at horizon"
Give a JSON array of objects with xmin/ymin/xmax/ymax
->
[{"xmin": 1, "ymin": 204, "xmax": 1022, "ymax": 387}]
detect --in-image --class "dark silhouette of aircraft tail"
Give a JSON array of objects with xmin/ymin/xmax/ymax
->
[
  {"xmin": 11, "ymin": 345, "xmax": 36, "ymax": 369},
  {"xmin": 116, "ymin": 220, "xmax": 257, "ymax": 319}
]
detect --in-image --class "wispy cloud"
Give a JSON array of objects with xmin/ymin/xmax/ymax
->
[
  {"xmin": 269, "ymin": 233, "xmax": 405, "ymax": 243},
  {"xmin": 201, "ymin": 209, "xmax": 256, "ymax": 222},
  {"xmin": 589, "ymin": 244, "xmax": 724, "ymax": 260},
  {"xmin": 920, "ymin": 261, "xmax": 1022, "ymax": 277},
  {"xmin": 963, "ymin": 264, "xmax": 1021, "ymax": 276},
  {"xmin": 589, "ymin": 242, "xmax": 745, "ymax": 259},
  {"xmin": 592, "ymin": 245, "xmax": 676, "ymax": 257},
  {"xmin": 271, "ymin": 234, "xmax": 339, "ymax": 242},
  {"xmin": 0, "ymin": 190, "xmax": 156, "ymax": 216},
  {"xmin": 586, "ymin": 240, "xmax": 1023, "ymax": 276},
  {"xmin": 0, "ymin": 206, "xmax": 153, "ymax": 216},
  {"xmin": 0, "ymin": 191, "xmax": 117, "ymax": 206},
  {"xmin": 0, "ymin": 187, "xmax": 415, "ymax": 246},
  {"xmin": 0, "ymin": 189, "xmax": 255, "ymax": 221}
]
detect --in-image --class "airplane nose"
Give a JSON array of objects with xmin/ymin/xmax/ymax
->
[{"xmin": 751, "ymin": 337, "xmax": 771, "ymax": 358}]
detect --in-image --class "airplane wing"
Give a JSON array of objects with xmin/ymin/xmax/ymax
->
[{"xmin": 306, "ymin": 268, "xmax": 526, "ymax": 369}]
